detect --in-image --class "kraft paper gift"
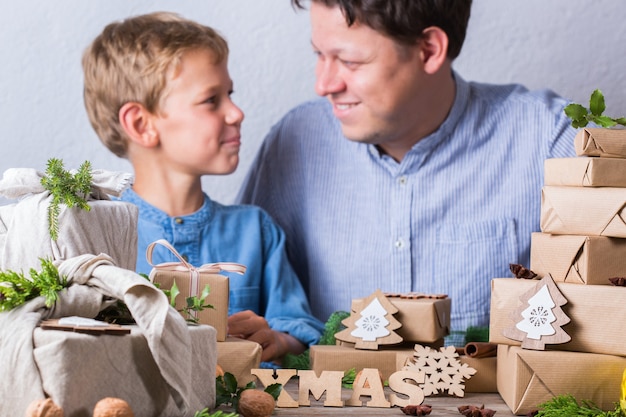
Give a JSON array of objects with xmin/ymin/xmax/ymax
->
[
  {"xmin": 490, "ymin": 278, "xmax": 626, "ymax": 356},
  {"xmin": 574, "ymin": 127, "xmax": 626, "ymax": 158},
  {"xmin": 0, "ymin": 168, "xmax": 137, "ymax": 271},
  {"xmin": 310, "ymin": 345, "xmax": 496, "ymax": 393},
  {"xmin": 351, "ymin": 295, "xmax": 451, "ymax": 343},
  {"xmin": 217, "ymin": 337, "xmax": 262, "ymax": 386},
  {"xmin": 540, "ymin": 185, "xmax": 626, "ymax": 238},
  {"xmin": 148, "ymin": 239, "xmax": 246, "ymax": 341},
  {"xmin": 497, "ymin": 345, "xmax": 625, "ymax": 415},
  {"xmin": 530, "ymin": 232, "xmax": 626, "ymax": 285},
  {"xmin": 310, "ymin": 344, "xmax": 416, "ymax": 381},
  {"xmin": 544, "ymin": 157, "xmax": 626, "ymax": 187},
  {"xmin": 33, "ymin": 324, "xmax": 216, "ymax": 417}
]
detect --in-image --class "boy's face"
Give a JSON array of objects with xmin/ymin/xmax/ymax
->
[{"xmin": 151, "ymin": 48, "xmax": 243, "ymax": 176}]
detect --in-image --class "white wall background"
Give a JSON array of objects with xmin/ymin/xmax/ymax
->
[{"xmin": 1, "ymin": 0, "xmax": 625, "ymax": 204}]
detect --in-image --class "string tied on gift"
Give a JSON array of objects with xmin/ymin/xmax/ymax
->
[{"xmin": 146, "ymin": 239, "xmax": 246, "ymax": 319}]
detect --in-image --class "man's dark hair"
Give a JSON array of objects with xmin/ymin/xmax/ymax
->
[{"xmin": 291, "ymin": 0, "xmax": 472, "ymax": 60}]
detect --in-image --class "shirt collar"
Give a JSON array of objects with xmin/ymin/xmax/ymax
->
[{"xmin": 121, "ymin": 187, "xmax": 214, "ymax": 227}]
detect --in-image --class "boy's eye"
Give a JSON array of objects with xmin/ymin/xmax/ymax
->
[{"xmin": 203, "ymin": 96, "xmax": 217, "ymax": 105}]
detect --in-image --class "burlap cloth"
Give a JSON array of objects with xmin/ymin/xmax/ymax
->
[
  {"xmin": 0, "ymin": 254, "xmax": 206, "ymax": 416},
  {"xmin": 0, "ymin": 168, "xmax": 213, "ymax": 416},
  {"xmin": 0, "ymin": 167, "xmax": 138, "ymax": 271}
]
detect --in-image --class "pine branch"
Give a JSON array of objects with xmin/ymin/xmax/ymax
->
[{"xmin": 40, "ymin": 158, "xmax": 93, "ymax": 240}]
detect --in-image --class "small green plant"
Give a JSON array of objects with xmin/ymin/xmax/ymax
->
[
  {"xmin": 536, "ymin": 394, "xmax": 624, "ymax": 416},
  {"xmin": 215, "ymin": 372, "xmax": 281, "ymax": 411},
  {"xmin": 40, "ymin": 158, "xmax": 93, "ymax": 241},
  {"xmin": 564, "ymin": 89, "xmax": 626, "ymax": 128},
  {"xmin": 0, "ymin": 258, "xmax": 67, "ymax": 311},
  {"xmin": 193, "ymin": 409, "xmax": 238, "ymax": 417},
  {"xmin": 162, "ymin": 281, "xmax": 214, "ymax": 324}
]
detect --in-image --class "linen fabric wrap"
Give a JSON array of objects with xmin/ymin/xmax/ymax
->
[
  {"xmin": 0, "ymin": 168, "xmax": 138, "ymax": 271},
  {"xmin": 0, "ymin": 254, "xmax": 202, "ymax": 417}
]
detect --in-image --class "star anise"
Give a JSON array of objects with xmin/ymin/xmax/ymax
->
[
  {"xmin": 509, "ymin": 263, "xmax": 537, "ymax": 279},
  {"xmin": 609, "ymin": 277, "xmax": 626, "ymax": 286},
  {"xmin": 458, "ymin": 404, "xmax": 496, "ymax": 417},
  {"xmin": 401, "ymin": 404, "xmax": 433, "ymax": 415}
]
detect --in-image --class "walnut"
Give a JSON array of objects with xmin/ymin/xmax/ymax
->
[
  {"xmin": 25, "ymin": 398, "xmax": 64, "ymax": 417},
  {"xmin": 237, "ymin": 389, "xmax": 275, "ymax": 417},
  {"xmin": 93, "ymin": 397, "xmax": 134, "ymax": 417}
]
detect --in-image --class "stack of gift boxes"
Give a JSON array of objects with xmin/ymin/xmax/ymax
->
[
  {"xmin": 489, "ymin": 127, "xmax": 626, "ymax": 415},
  {"xmin": 309, "ymin": 290, "xmax": 498, "ymax": 393}
]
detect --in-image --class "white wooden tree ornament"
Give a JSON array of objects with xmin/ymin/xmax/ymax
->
[
  {"xmin": 502, "ymin": 274, "xmax": 571, "ymax": 350},
  {"xmin": 334, "ymin": 289, "xmax": 403, "ymax": 350}
]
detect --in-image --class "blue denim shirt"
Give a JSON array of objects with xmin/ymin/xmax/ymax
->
[{"xmin": 120, "ymin": 188, "xmax": 323, "ymax": 347}]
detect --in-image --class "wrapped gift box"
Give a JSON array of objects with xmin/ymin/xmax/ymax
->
[
  {"xmin": 540, "ymin": 185, "xmax": 626, "ymax": 238},
  {"xmin": 530, "ymin": 232, "xmax": 626, "ymax": 285},
  {"xmin": 151, "ymin": 269, "xmax": 229, "ymax": 341},
  {"xmin": 544, "ymin": 157, "xmax": 626, "ymax": 187},
  {"xmin": 217, "ymin": 337, "xmax": 262, "ymax": 386},
  {"xmin": 32, "ymin": 324, "xmax": 216, "ymax": 417},
  {"xmin": 351, "ymin": 295, "xmax": 451, "ymax": 343},
  {"xmin": 310, "ymin": 344, "xmax": 496, "ymax": 393},
  {"xmin": 0, "ymin": 199, "xmax": 138, "ymax": 271},
  {"xmin": 574, "ymin": 127, "xmax": 626, "ymax": 158},
  {"xmin": 490, "ymin": 278, "xmax": 626, "ymax": 356},
  {"xmin": 497, "ymin": 345, "xmax": 625, "ymax": 415}
]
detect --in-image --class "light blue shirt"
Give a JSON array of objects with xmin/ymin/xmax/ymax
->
[
  {"xmin": 120, "ymin": 188, "xmax": 324, "ymax": 347},
  {"xmin": 237, "ymin": 73, "xmax": 578, "ymax": 346}
]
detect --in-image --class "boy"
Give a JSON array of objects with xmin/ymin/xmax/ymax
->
[{"xmin": 82, "ymin": 12, "xmax": 323, "ymax": 363}]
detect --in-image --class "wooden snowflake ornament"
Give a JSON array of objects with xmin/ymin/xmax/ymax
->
[
  {"xmin": 334, "ymin": 289, "xmax": 403, "ymax": 349},
  {"xmin": 502, "ymin": 274, "xmax": 571, "ymax": 350},
  {"xmin": 402, "ymin": 345, "xmax": 476, "ymax": 397}
]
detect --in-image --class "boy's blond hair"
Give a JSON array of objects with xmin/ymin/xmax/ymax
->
[{"xmin": 82, "ymin": 12, "xmax": 229, "ymax": 158}]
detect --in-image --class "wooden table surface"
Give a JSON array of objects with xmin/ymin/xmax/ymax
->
[{"xmin": 269, "ymin": 383, "xmax": 516, "ymax": 416}]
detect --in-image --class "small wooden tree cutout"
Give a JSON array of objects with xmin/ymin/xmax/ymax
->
[
  {"xmin": 335, "ymin": 289, "xmax": 403, "ymax": 350},
  {"xmin": 502, "ymin": 274, "xmax": 571, "ymax": 350},
  {"xmin": 403, "ymin": 345, "xmax": 476, "ymax": 397}
]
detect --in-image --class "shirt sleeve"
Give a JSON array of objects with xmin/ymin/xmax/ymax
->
[{"xmin": 258, "ymin": 211, "xmax": 324, "ymax": 347}]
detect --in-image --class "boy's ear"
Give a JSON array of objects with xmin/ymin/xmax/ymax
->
[
  {"xmin": 418, "ymin": 26, "xmax": 449, "ymax": 74},
  {"xmin": 119, "ymin": 102, "xmax": 158, "ymax": 148}
]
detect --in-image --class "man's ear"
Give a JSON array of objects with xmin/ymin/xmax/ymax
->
[
  {"xmin": 119, "ymin": 102, "xmax": 158, "ymax": 148},
  {"xmin": 418, "ymin": 26, "xmax": 449, "ymax": 74}
]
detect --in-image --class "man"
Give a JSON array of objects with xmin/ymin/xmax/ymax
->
[{"xmin": 238, "ymin": 0, "xmax": 577, "ymax": 345}]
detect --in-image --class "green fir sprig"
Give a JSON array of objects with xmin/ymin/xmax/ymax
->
[
  {"xmin": 40, "ymin": 158, "xmax": 93, "ymax": 241},
  {"xmin": 0, "ymin": 258, "xmax": 67, "ymax": 311},
  {"xmin": 564, "ymin": 89, "xmax": 626, "ymax": 129},
  {"xmin": 536, "ymin": 394, "xmax": 624, "ymax": 417}
]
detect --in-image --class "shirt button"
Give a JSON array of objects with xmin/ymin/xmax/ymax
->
[
  {"xmin": 394, "ymin": 239, "xmax": 404, "ymax": 249},
  {"xmin": 398, "ymin": 176, "xmax": 407, "ymax": 185},
  {"xmin": 174, "ymin": 217, "xmax": 184, "ymax": 225}
]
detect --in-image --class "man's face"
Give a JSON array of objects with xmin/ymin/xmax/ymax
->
[{"xmin": 310, "ymin": 2, "xmax": 429, "ymax": 158}]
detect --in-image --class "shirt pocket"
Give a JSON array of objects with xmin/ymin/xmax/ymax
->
[
  {"xmin": 228, "ymin": 286, "xmax": 261, "ymax": 315},
  {"xmin": 433, "ymin": 218, "xmax": 518, "ymax": 320}
]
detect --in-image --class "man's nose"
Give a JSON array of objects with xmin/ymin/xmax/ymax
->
[{"xmin": 315, "ymin": 61, "xmax": 345, "ymax": 96}]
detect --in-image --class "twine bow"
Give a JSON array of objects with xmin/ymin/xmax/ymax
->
[{"xmin": 146, "ymin": 239, "xmax": 246, "ymax": 317}]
